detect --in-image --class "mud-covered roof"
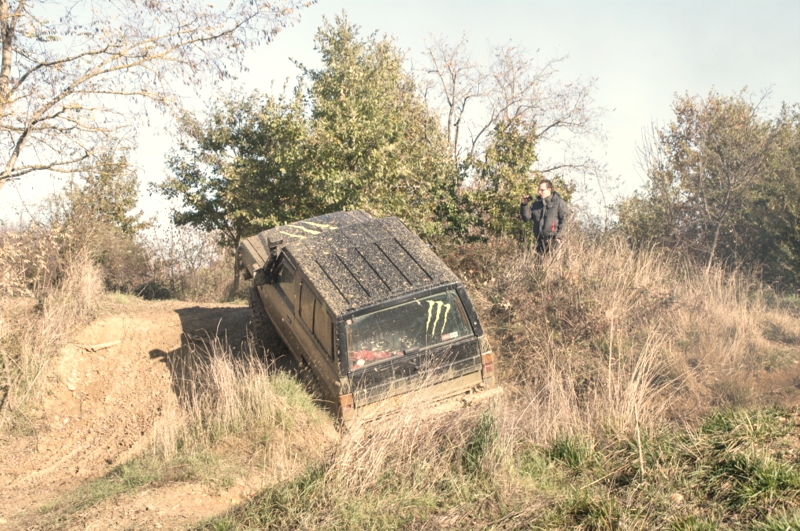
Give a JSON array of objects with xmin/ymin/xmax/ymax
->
[{"xmin": 241, "ymin": 211, "xmax": 461, "ymax": 316}]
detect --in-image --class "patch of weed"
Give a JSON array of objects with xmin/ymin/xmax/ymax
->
[
  {"xmin": 517, "ymin": 443, "xmax": 551, "ymax": 478},
  {"xmin": 563, "ymin": 491, "xmax": 620, "ymax": 530},
  {"xmin": 39, "ymin": 451, "xmax": 224, "ymax": 527},
  {"xmin": 41, "ymin": 457, "xmax": 160, "ymax": 518},
  {"xmin": 763, "ymin": 321, "xmax": 800, "ymax": 345},
  {"xmin": 701, "ymin": 408, "xmax": 792, "ymax": 449},
  {"xmin": 670, "ymin": 515, "xmax": 718, "ymax": 531},
  {"xmin": 462, "ymin": 410, "xmax": 497, "ymax": 475},
  {"xmin": 712, "ymin": 377, "xmax": 753, "ymax": 408},
  {"xmin": 705, "ymin": 450, "xmax": 800, "ymax": 510},
  {"xmin": 750, "ymin": 511, "xmax": 800, "ymax": 530},
  {"xmin": 549, "ymin": 432, "xmax": 595, "ymax": 472}
]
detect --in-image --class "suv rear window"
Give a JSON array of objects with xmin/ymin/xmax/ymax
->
[{"xmin": 346, "ymin": 290, "xmax": 472, "ymax": 370}]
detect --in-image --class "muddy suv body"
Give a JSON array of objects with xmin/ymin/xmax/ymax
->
[{"xmin": 238, "ymin": 211, "xmax": 495, "ymax": 419}]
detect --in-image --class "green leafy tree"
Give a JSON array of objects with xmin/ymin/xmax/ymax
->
[
  {"xmin": 160, "ymin": 16, "xmax": 457, "ymax": 294},
  {"xmin": 740, "ymin": 104, "xmax": 800, "ymax": 285},
  {"xmin": 58, "ymin": 151, "xmax": 149, "ymax": 291},
  {"xmin": 618, "ymin": 91, "xmax": 800, "ymax": 286},
  {"xmin": 462, "ymin": 117, "xmax": 573, "ymax": 239},
  {"xmin": 301, "ymin": 14, "xmax": 455, "ymax": 237},
  {"xmin": 65, "ymin": 152, "xmax": 145, "ymax": 235},
  {"xmin": 158, "ymin": 90, "xmax": 311, "ymax": 293}
]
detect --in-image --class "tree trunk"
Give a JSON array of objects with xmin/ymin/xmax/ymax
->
[
  {"xmin": 0, "ymin": 0, "xmax": 14, "ymax": 109},
  {"xmin": 706, "ymin": 219, "xmax": 723, "ymax": 273}
]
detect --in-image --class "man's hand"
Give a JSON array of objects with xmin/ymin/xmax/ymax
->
[{"xmin": 521, "ymin": 194, "xmax": 531, "ymax": 205}]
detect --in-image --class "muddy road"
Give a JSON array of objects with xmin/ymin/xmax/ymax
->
[{"xmin": 0, "ymin": 300, "xmax": 274, "ymax": 530}]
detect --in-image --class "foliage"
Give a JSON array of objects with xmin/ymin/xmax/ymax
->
[
  {"xmin": 161, "ymin": 14, "xmax": 456, "ymax": 255},
  {"xmin": 423, "ymin": 34, "xmax": 602, "ymax": 231},
  {"xmin": 158, "ymin": 90, "xmax": 311, "ymax": 291},
  {"xmin": 617, "ymin": 91, "xmax": 800, "ymax": 286},
  {"xmin": 300, "ymin": 15, "xmax": 456, "ymax": 238},
  {"xmin": 160, "ymin": 91, "xmax": 312, "ymax": 248},
  {"xmin": 65, "ymin": 152, "xmax": 146, "ymax": 236},
  {"xmin": 161, "ymin": 16, "xmax": 602, "ymax": 248},
  {"xmin": 747, "ymin": 105, "xmax": 800, "ymax": 286},
  {"xmin": 0, "ymin": 0, "xmax": 310, "ymax": 193},
  {"xmin": 54, "ymin": 152, "xmax": 150, "ymax": 292},
  {"xmin": 461, "ymin": 117, "xmax": 574, "ymax": 239}
]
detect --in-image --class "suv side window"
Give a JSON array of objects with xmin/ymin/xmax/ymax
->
[
  {"xmin": 300, "ymin": 283, "xmax": 315, "ymax": 328},
  {"xmin": 314, "ymin": 300, "xmax": 334, "ymax": 361},
  {"xmin": 275, "ymin": 260, "xmax": 297, "ymax": 310},
  {"xmin": 300, "ymin": 283, "xmax": 335, "ymax": 361}
]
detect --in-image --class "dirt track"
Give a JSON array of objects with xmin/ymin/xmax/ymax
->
[{"xmin": 0, "ymin": 300, "xmax": 263, "ymax": 530}]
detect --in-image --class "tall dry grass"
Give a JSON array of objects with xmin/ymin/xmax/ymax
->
[
  {"xmin": 201, "ymin": 233, "xmax": 800, "ymax": 529},
  {"xmin": 137, "ymin": 221, "xmax": 240, "ymax": 302},
  {"xmin": 0, "ymin": 218, "xmax": 237, "ymax": 432},
  {"xmin": 149, "ymin": 336, "xmax": 336, "ymax": 478},
  {"xmin": 449, "ymin": 231, "xmax": 799, "ymax": 437},
  {"xmin": 1, "ymin": 224, "xmax": 103, "ymax": 431}
]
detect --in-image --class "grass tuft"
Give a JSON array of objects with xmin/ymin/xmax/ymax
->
[
  {"xmin": 671, "ymin": 515, "xmax": 718, "ymax": 531},
  {"xmin": 705, "ymin": 450, "xmax": 800, "ymax": 510},
  {"xmin": 750, "ymin": 511, "xmax": 800, "ymax": 531},
  {"xmin": 462, "ymin": 410, "xmax": 498, "ymax": 475},
  {"xmin": 549, "ymin": 432, "xmax": 595, "ymax": 471}
]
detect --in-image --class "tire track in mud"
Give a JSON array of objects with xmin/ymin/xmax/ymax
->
[{"xmin": 0, "ymin": 300, "xmax": 253, "ymax": 528}]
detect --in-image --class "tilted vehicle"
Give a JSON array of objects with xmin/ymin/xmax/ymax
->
[{"xmin": 238, "ymin": 210, "xmax": 496, "ymax": 420}]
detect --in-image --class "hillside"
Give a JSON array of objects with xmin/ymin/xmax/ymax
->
[
  {"xmin": 1, "ymin": 299, "xmax": 327, "ymax": 529},
  {"xmin": 2, "ymin": 235, "xmax": 800, "ymax": 529}
]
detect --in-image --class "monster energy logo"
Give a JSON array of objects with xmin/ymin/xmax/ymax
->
[
  {"xmin": 278, "ymin": 221, "xmax": 339, "ymax": 240},
  {"xmin": 426, "ymin": 300, "xmax": 451, "ymax": 336},
  {"xmin": 299, "ymin": 221, "xmax": 338, "ymax": 230}
]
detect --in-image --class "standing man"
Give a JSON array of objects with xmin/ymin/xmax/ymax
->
[{"xmin": 520, "ymin": 179, "xmax": 568, "ymax": 254}]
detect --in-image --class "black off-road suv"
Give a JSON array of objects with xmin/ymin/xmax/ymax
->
[{"xmin": 238, "ymin": 211, "xmax": 495, "ymax": 420}]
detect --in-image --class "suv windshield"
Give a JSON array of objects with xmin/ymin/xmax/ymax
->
[{"xmin": 346, "ymin": 290, "xmax": 473, "ymax": 370}]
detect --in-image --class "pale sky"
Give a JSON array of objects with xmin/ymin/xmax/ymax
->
[{"xmin": 2, "ymin": 0, "xmax": 799, "ymax": 223}]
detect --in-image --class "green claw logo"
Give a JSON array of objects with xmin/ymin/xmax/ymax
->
[{"xmin": 426, "ymin": 300, "xmax": 451, "ymax": 336}]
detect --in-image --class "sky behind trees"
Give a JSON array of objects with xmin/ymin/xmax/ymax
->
[{"xmin": 2, "ymin": 0, "xmax": 799, "ymax": 222}]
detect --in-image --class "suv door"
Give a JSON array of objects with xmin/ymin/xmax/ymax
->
[
  {"xmin": 261, "ymin": 257, "xmax": 303, "ymax": 358},
  {"xmin": 295, "ymin": 279, "xmax": 340, "ymax": 405}
]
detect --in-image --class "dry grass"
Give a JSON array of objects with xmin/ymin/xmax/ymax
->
[
  {"xmin": 137, "ymin": 221, "xmax": 242, "ymax": 302},
  {"xmin": 186, "ymin": 232, "xmax": 800, "ymax": 529},
  {"xmin": 5, "ymin": 222, "xmax": 800, "ymax": 529},
  {"xmin": 36, "ymin": 335, "xmax": 337, "ymax": 528},
  {"xmin": 150, "ymin": 335, "xmax": 336, "ymax": 470},
  {"xmin": 451, "ymin": 232, "xmax": 799, "ymax": 432},
  {"xmin": 0, "ymin": 219, "xmax": 239, "ymax": 432},
  {"xmin": 1, "ymin": 225, "xmax": 104, "ymax": 432},
  {"xmin": 202, "ymin": 395, "xmax": 800, "ymax": 529}
]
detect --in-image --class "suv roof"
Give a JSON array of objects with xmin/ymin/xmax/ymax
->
[{"xmin": 241, "ymin": 210, "xmax": 460, "ymax": 316}]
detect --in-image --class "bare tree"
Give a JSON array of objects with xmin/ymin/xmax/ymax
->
[
  {"xmin": 423, "ymin": 34, "xmax": 485, "ymax": 163},
  {"xmin": 0, "ymin": 0, "xmax": 311, "ymax": 192},
  {"xmin": 644, "ymin": 91, "xmax": 776, "ymax": 271},
  {"xmin": 422, "ymin": 35, "xmax": 603, "ymax": 185}
]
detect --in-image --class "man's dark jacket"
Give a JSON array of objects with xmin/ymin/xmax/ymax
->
[{"xmin": 520, "ymin": 191, "xmax": 568, "ymax": 239}]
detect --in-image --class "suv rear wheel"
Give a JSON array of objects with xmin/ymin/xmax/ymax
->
[{"xmin": 248, "ymin": 287, "xmax": 282, "ymax": 357}]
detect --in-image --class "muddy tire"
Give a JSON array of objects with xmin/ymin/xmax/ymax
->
[
  {"xmin": 248, "ymin": 287, "xmax": 281, "ymax": 357},
  {"xmin": 248, "ymin": 288, "xmax": 322, "ymax": 398}
]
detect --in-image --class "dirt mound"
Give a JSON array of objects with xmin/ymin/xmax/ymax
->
[{"xmin": 0, "ymin": 299, "xmax": 254, "ymax": 529}]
